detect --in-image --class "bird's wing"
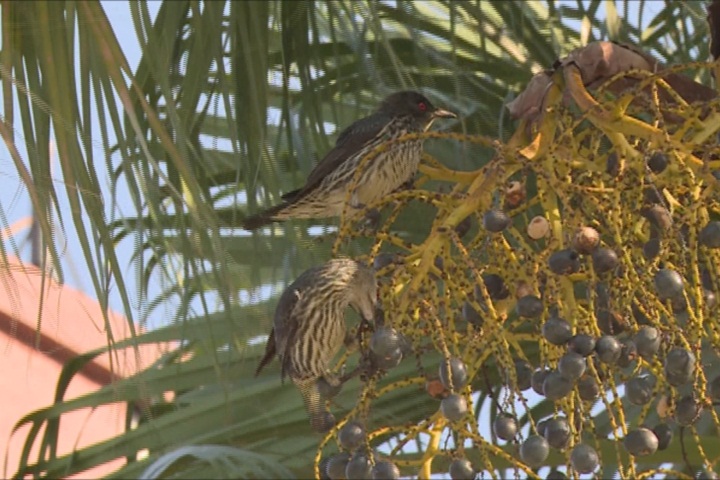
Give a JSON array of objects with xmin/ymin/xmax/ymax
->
[
  {"xmin": 282, "ymin": 112, "xmax": 390, "ymax": 202},
  {"xmin": 274, "ymin": 287, "xmax": 303, "ymax": 381}
]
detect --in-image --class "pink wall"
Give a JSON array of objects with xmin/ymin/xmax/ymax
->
[
  {"xmin": 3, "ymin": 340, "xmax": 128, "ymax": 478},
  {"xmin": 0, "ymin": 257, "xmax": 166, "ymax": 478}
]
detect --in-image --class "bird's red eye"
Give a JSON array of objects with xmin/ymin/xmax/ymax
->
[{"xmin": 418, "ymin": 102, "xmax": 427, "ymax": 112}]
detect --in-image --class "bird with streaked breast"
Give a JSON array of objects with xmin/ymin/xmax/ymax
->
[
  {"xmin": 255, "ymin": 258, "xmax": 378, "ymax": 432},
  {"xmin": 242, "ymin": 91, "xmax": 456, "ymax": 231}
]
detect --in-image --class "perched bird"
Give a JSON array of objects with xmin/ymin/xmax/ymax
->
[
  {"xmin": 255, "ymin": 258, "xmax": 378, "ymax": 432},
  {"xmin": 243, "ymin": 90, "xmax": 456, "ymax": 230}
]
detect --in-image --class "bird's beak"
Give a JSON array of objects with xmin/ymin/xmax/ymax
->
[
  {"xmin": 360, "ymin": 303, "xmax": 376, "ymax": 324},
  {"xmin": 432, "ymin": 107, "xmax": 457, "ymax": 119}
]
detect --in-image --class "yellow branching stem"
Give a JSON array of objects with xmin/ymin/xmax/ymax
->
[
  {"xmin": 317, "ymin": 59, "xmax": 720, "ymax": 479},
  {"xmin": 419, "ymin": 415, "xmax": 445, "ymax": 480}
]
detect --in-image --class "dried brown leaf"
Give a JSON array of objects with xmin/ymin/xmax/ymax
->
[
  {"xmin": 506, "ymin": 70, "xmax": 553, "ymax": 122},
  {"xmin": 508, "ymin": 41, "xmax": 717, "ymax": 125},
  {"xmin": 561, "ymin": 41, "xmax": 654, "ymax": 89}
]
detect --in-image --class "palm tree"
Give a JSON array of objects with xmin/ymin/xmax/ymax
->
[{"xmin": 3, "ymin": 1, "xmax": 718, "ymax": 478}]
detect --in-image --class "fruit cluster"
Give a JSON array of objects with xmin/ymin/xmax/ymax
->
[{"xmin": 319, "ymin": 64, "xmax": 720, "ymax": 479}]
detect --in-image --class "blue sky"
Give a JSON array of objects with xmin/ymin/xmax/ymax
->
[{"xmin": 0, "ymin": 1, "xmax": 168, "ymax": 329}]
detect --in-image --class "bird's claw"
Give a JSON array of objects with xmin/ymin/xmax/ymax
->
[
  {"xmin": 344, "ymin": 330, "xmax": 359, "ymax": 352},
  {"xmin": 358, "ymin": 355, "xmax": 378, "ymax": 383},
  {"xmin": 321, "ymin": 373, "xmax": 341, "ymax": 387},
  {"xmin": 338, "ymin": 364, "xmax": 364, "ymax": 384},
  {"xmin": 318, "ymin": 365, "xmax": 367, "ymax": 400},
  {"xmin": 317, "ymin": 374, "xmax": 342, "ymax": 399},
  {"xmin": 396, "ymin": 178, "xmax": 415, "ymax": 192},
  {"xmin": 356, "ymin": 317, "xmax": 375, "ymax": 343},
  {"xmin": 361, "ymin": 208, "xmax": 382, "ymax": 231}
]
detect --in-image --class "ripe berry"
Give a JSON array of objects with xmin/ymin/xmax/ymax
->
[
  {"xmin": 338, "ymin": 421, "xmax": 365, "ymax": 451},
  {"xmin": 634, "ymin": 326, "xmax": 661, "ymax": 359},
  {"xmin": 617, "ymin": 339, "xmax": 638, "ymax": 368},
  {"xmin": 544, "ymin": 417, "xmax": 571, "ymax": 449},
  {"xmin": 439, "ymin": 357, "xmax": 469, "ymax": 390},
  {"xmin": 543, "ymin": 371, "xmax": 573, "ymax": 401},
  {"xmin": 449, "ymin": 459, "xmax": 475, "ymax": 480},
  {"xmin": 483, "ymin": 209, "xmax": 511, "ymax": 232},
  {"xmin": 326, "ymin": 453, "xmax": 351, "ymax": 480},
  {"xmin": 462, "ymin": 301, "xmax": 483, "ymax": 326},
  {"xmin": 542, "ymin": 317, "xmax": 573, "ymax": 345},
  {"xmin": 568, "ymin": 334, "xmax": 596, "ymax": 356},
  {"xmin": 624, "ymin": 428, "xmax": 659, "ymax": 456},
  {"xmin": 532, "ymin": 369, "xmax": 551, "ymax": 395},
  {"xmin": 577, "ymin": 375, "xmax": 600, "ymax": 401},
  {"xmin": 548, "ymin": 249, "xmax": 581, "ymax": 275},
  {"xmin": 558, "ymin": 352, "xmax": 586, "ymax": 381},
  {"xmin": 493, "ymin": 414, "xmax": 518, "ymax": 441},
  {"xmin": 675, "ymin": 395, "xmax": 701, "ymax": 426},
  {"xmin": 346, "ymin": 453, "xmax": 373, "ymax": 480},
  {"xmin": 441, "ymin": 394, "xmax": 468, "ymax": 422},
  {"xmin": 596, "ymin": 335, "xmax": 622, "ymax": 364},
  {"xmin": 592, "ymin": 247, "xmax": 619, "ymax": 273},
  {"xmin": 654, "ymin": 268, "xmax": 684, "ymax": 300},
  {"xmin": 372, "ymin": 461, "xmax": 400, "ymax": 480},
  {"xmin": 647, "ymin": 152, "xmax": 668, "ymax": 173},
  {"xmin": 520, "ymin": 435, "xmax": 550, "ymax": 468},
  {"xmin": 626, "ymin": 375, "xmax": 655, "ymax": 406},
  {"xmin": 514, "ymin": 360, "xmax": 533, "ymax": 391},
  {"xmin": 517, "ymin": 295, "xmax": 544, "ymax": 318},
  {"xmin": 479, "ymin": 274, "xmax": 510, "ymax": 300},
  {"xmin": 571, "ymin": 443, "xmax": 599, "ymax": 474},
  {"xmin": 653, "ymin": 423, "xmax": 673, "ymax": 450},
  {"xmin": 699, "ymin": 221, "xmax": 720, "ymax": 248},
  {"xmin": 664, "ymin": 348, "xmax": 695, "ymax": 386}
]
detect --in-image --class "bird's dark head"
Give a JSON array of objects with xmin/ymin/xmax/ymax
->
[{"xmin": 378, "ymin": 91, "xmax": 456, "ymax": 127}]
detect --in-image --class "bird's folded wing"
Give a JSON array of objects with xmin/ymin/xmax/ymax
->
[
  {"xmin": 288, "ymin": 112, "xmax": 391, "ymax": 201},
  {"xmin": 274, "ymin": 288, "xmax": 302, "ymax": 380}
]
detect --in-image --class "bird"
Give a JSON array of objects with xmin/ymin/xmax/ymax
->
[
  {"xmin": 242, "ymin": 90, "xmax": 456, "ymax": 230},
  {"xmin": 255, "ymin": 258, "xmax": 378, "ymax": 432}
]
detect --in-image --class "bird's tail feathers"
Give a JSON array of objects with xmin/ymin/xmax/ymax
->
[
  {"xmin": 242, "ymin": 203, "xmax": 288, "ymax": 231},
  {"xmin": 254, "ymin": 329, "xmax": 277, "ymax": 377},
  {"xmin": 280, "ymin": 188, "xmax": 302, "ymax": 202}
]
